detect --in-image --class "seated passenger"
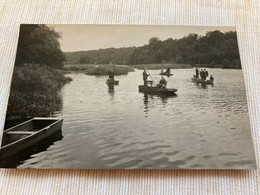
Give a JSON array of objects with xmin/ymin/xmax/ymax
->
[
  {"xmin": 210, "ymin": 75, "xmax": 214, "ymax": 82},
  {"xmin": 158, "ymin": 77, "xmax": 167, "ymax": 88}
]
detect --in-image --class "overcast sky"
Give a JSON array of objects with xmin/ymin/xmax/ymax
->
[{"xmin": 48, "ymin": 25, "xmax": 236, "ymax": 52}]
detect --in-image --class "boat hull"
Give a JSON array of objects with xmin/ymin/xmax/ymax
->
[
  {"xmin": 0, "ymin": 118, "xmax": 63, "ymax": 160},
  {"xmin": 159, "ymin": 73, "xmax": 173, "ymax": 76},
  {"xmin": 138, "ymin": 85, "xmax": 177, "ymax": 95},
  {"xmin": 191, "ymin": 78, "xmax": 213, "ymax": 84},
  {"xmin": 106, "ymin": 79, "xmax": 119, "ymax": 85}
]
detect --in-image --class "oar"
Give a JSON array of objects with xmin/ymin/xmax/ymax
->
[{"xmin": 146, "ymin": 69, "xmax": 154, "ymax": 84}]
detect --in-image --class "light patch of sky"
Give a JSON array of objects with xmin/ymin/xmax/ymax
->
[{"xmin": 48, "ymin": 25, "xmax": 236, "ymax": 52}]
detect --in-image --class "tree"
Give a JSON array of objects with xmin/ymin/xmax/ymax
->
[{"xmin": 15, "ymin": 24, "xmax": 65, "ymax": 68}]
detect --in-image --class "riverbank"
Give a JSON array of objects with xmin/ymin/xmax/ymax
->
[
  {"xmin": 5, "ymin": 65, "xmax": 72, "ymax": 128},
  {"xmin": 63, "ymin": 64, "xmax": 135, "ymax": 75},
  {"xmin": 132, "ymin": 64, "xmax": 192, "ymax": 70}
]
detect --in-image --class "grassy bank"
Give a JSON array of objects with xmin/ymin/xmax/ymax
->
[
  {"xmin": 132, "ymin": 64, "xmax": 192, "ymax": 70},
  {"xmin": 63, "ymin": 64, "xmax": 135, "ymax": 76},
  {"xmin": 5, "ymin": 65, "xmax": 72, "ymax": 127}
]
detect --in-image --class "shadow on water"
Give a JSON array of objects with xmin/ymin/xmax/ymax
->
[
  {"xmin": 107, "ymin": 83, "xmax": 116, "ymax": 99},
  {"xmin": 194, "ymin": 83, "xmax": 214, "ymax": 89},
  {"xmin": 0, "ymin": 130, "xmax": 63, "ymax": 168},
  {"xmin": 142, "ymin": 92, "xmax": 178, "ymax": 117},
  {"xmin": 107, "ymin": 83, "xmax": 115, "ymax": 92}
]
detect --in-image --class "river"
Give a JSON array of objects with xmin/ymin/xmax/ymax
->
[{"xmin": 17, "ymin": 68, "xmax": 256, "ymax": 169}]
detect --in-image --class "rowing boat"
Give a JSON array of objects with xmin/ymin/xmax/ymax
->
[
  {"xmin": 191, "ymin": 78, "xmax": 214, "ymax": 84},
  {"xmin": 138, "ymin": 85, "xmax": 177, "ymax": 95},
  {"xmin": 106, "ymin": 79, "xmax": 119, "ymax": 85},
  {"xmin": 159, "ymin": 72, "xmax": 173, "ymax": 76},
  {"xmin": 0, "ymin": 117, "xmax": 63, "ymax": 159}
]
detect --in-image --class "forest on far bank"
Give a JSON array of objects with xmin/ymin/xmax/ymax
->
[{"xmin": 65, "ymin": 30, "xmax": 241, "ymax": 69}]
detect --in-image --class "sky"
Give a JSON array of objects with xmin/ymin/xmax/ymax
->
[{"xmin": 48, "ymin": 25, "xmax": 236, "ymax": 52}]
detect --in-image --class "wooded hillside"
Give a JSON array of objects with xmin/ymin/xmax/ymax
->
[{"xmin": 65, "ymin": 30, "xmax": 241, "ymax": 68}]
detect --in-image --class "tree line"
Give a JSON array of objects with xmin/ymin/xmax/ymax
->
[
  {"xmin": 15, "ymin": 24, "xmax": 65, "ymax": 68},
  {"xmin": 6, "ymin": 24, "xmax": 70, "ymax": 127},
  {"xmin": 65, "ymin": 30, "xmax": 241, "ymax": 69}
]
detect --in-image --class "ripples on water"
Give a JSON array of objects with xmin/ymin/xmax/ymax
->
[{"xmin": 18, "ymin": 69, "xmax": 256, "ymax": 169}]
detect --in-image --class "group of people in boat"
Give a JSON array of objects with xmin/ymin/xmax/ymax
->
[
  {"xmin": 143, "ymin": 69, "xmax": 167, "ymax": 88},
  {"xmin": 195, "ymin": 67, "xmax": 214, "ymax": 82},
  {"xmin": 108, "ymin": 67, "xmax": 214, "ymax": 89}
]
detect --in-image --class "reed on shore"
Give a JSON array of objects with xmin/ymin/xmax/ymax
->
[
  {"xmin": 5, "ymin": 65, "xmax": 72, "ymax": 127},
  {"xmin": 63, "ymin": 64, "xmax": 135, "ymax": 75},
  {"xmin": 132, "ymin": 64, "xmax": 192, "ymax": 70}
]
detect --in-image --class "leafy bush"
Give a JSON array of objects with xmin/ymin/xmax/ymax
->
[{"xmin": 5, "ymin": 65, "xmax": 72, "ymax": 123}]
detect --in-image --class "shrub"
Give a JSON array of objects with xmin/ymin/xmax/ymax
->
[{"xmin": 5, "ymin": 65, "xmax": 71, "ymax": 123}]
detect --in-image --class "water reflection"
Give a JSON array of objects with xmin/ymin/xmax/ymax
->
[
  {"xmin": 194, "ymin": 83, "xmax": 214, "ymax": 89},
  {"xmin": 107, "ymin": 83, "xmax": 114, "ymax": 92},
  {"xmin": 142, "ymin": 93, "xmax": 177, "ymax": 117},
  {"xmin": 143, "ymin": 93, "xmax": 149, "ymax": 117},
  {"xmin": 11, "ymin": 69, "xmax": 255, "ymax": 169}
]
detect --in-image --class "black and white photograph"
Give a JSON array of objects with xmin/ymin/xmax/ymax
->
[{"xmin": 0, "ymin": 24, "xmax": 256, "ymax": 169}]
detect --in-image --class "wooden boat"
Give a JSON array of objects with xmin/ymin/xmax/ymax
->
[
  {"xmin": 0, "ymin": 117, "xmax": 63, "ymax": 160},
  {"xmin": 191, "ymin": 78, "xmax": 214, "ymax": 84},
  {"xmin": 138, "ymin": 85, "xmax": 177, "ymax": 95},
  {"xmin": 106, "ymin": 79, "xmax": 119, "ymax": 85},
  {"xmin": 159, "ymin": 72, "xmax": 173, "ymax": 76}
]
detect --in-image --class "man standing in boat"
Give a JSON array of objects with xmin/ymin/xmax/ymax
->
[
  {"xmin": 205, "ymin": 68, "xmax": 208, "ymax": 78},
  {"xmin": 195, "ymin": 67, "xmax": 199, "ymax": 78},
  {"xmin": 143, "ymin": 69, "xmax": 150, "ymax": 86},
  {"xmin": 166, "ymin": 67, "xmax": 171, "ymax": 74},
  {"xmin": 108, "ymin": 69, "xmax": 115, "ymax": 81}
]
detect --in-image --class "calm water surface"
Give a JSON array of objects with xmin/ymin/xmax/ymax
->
[{"xmin": 18, "ymin": 68, "xmax": 256, "ymax": 169}]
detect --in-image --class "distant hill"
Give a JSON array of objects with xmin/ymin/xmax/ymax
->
[{"xmin": 64, "ymin": 30, "xmax": 241, "ymax": 69}]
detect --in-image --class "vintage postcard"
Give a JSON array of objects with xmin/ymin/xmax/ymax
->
[{"xmin": 0, "ymin": 24, "xmax": 256, "ymax": 169}]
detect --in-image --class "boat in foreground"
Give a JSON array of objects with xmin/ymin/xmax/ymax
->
[
  {"xmin": 191, "ymin": 78, "xmax": 214, "ymax": 84},
  {"xmin": 0, "ymin": 117, "xmax": 63, "ymax": 160},
  {"xmin": 138, "ymin": 85, "xmax": 177, "ymax": 95},
  {"xmin": 106, "ymin": 79, "xmax": 119, "ymax": 85}
]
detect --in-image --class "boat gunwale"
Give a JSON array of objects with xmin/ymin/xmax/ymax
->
[
  {"xmin": 191, "ymin": 78, "xmax": 213, "ymax": 84},
  {"xmin": 138, "ymin": 85, "xmax": 178, "ymax": 93},
  {"xmin": 1, "ymin": 118, "xmax": 62, "ymax": 149}
]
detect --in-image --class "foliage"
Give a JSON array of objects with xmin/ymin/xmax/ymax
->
[
  {"xmin": 5, "ymin": 66, "xmax": 71, "ymax": 123},
  {"xmin": 132, "ymin": 64, "xmax": 192, "ymax": 70},
  {"xmin": 63, "ymin": 64, "xmax": 134, "ymax": 75},
  {"xmin": 66, "ymin": 47, "xmax": 136, "ymax": 65},
  {"xmin": 15, "ymin": 24, "xmax": 65, "ymax": 68},
  {"xmin": 65, "ymin": 30, "xmax": 241, "ymax": 69},
  {"xmin": 85, "ymin": 65, "xmax": 132, "ymax": 76}
]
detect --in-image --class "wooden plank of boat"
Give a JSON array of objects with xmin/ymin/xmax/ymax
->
[
  {"xmin": 106, "ymin": 79, "xmax": 119, "ymax": 85},
  {"xmin": 138, "ymin": 85, "xmax": 177, "ymax": 95},
  {"xmin": 191, "ymin": 78, "xmax": 213, "ymax": 84},
  {"xmin": 0, "ymin": 117, "xmax": 63, "ymax": 160},
  {"xmin": 159, "ymin": 72, "xmax": 173, "ymax": 76}
]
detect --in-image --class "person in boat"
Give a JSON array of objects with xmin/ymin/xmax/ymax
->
[
  {"xmin": 202, "ymin": 69, "xmax": 206, "ymax": 81},
  {"xmin": 161, "ymin": 68, "xmax": 164, "ymax": 74},
  {"xmin": 143, "ymin": 69, "xmax": 149, "ymax": 86},
  {"xmin": 200, "ymin": 69, "xmax": 203, "ymax": 80},
  {"xmin": 157, "ymin": 77, "xmax": 167, "ymax": 88},
  {"xmin": 166, "ymin": 67, "xmax": 171, "ymax": 74},
  {"xmin": 205, "ymin": 68, "xmax": 208, "ymax": 78},
  {"xmin": 210, "ymin": 75, "xmax": 214, "ymax": 82},
  {"xmin": 108, "ymin": 69, "xmax": 115, "ymax": 81},
  {"xmin": 195, "ymin": 67, "xmax": 199, "ymax": 78}
]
